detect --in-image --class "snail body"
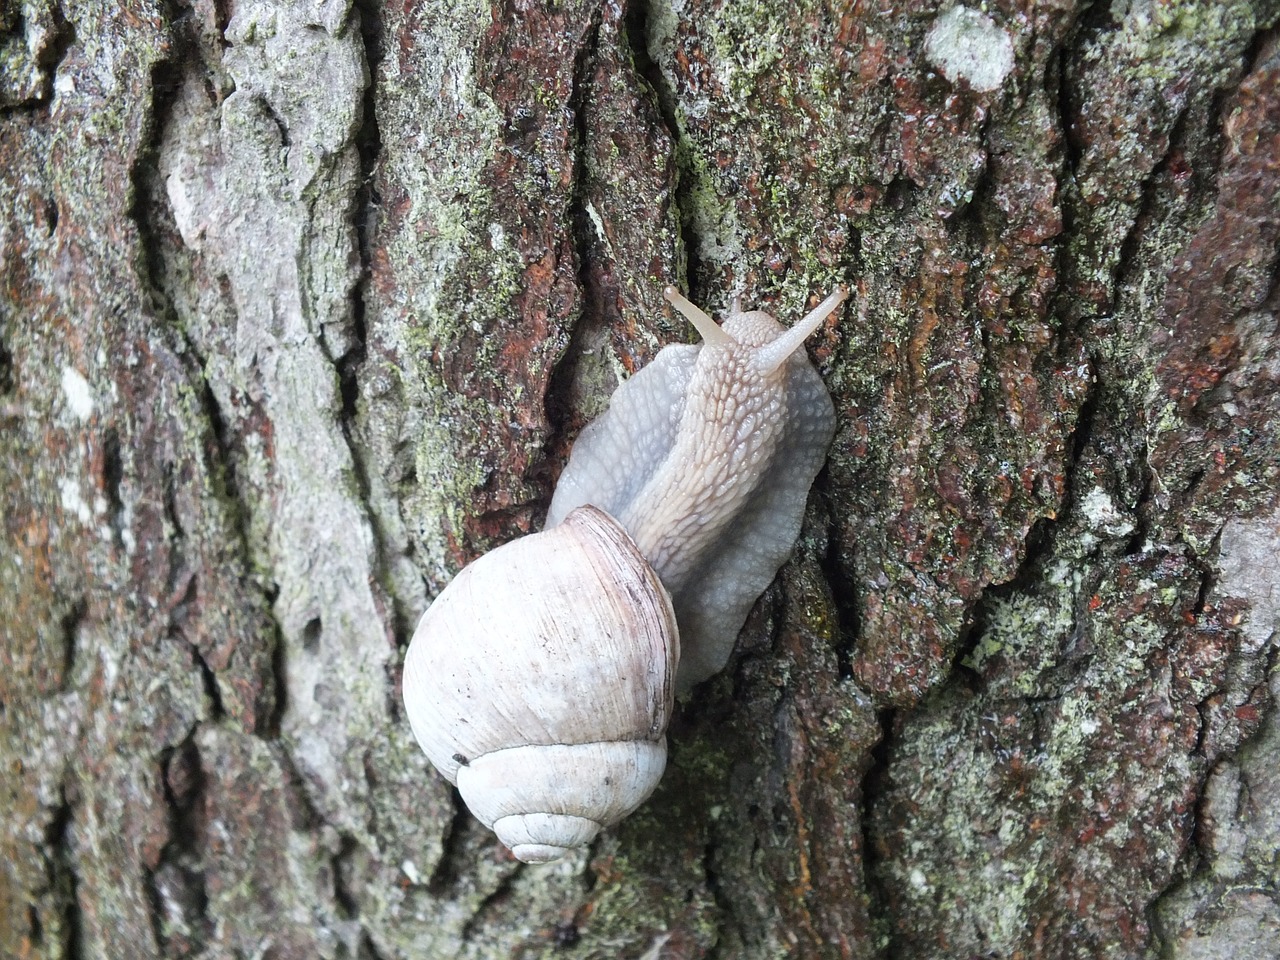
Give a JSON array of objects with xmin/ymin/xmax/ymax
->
[
  {"xmin": 549, "ymin": 286, "xmax": 845, "ymax": 688},
  {"xmin": 404, "ymin": 285, "xmax": 846, "ymax": 862}
]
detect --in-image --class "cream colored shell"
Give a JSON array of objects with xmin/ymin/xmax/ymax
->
[{"xmin": 402, "ymin": 505, "xmax": 679, "ymax": 863}]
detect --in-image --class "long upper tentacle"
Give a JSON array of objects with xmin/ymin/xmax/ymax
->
[
  {"xmin": 754, "ymin": 286, "xmax": 848, "ymax": 374},
  {"xmin": 664, "ymin": 286, "xmax": 735, "ymax": 347}
]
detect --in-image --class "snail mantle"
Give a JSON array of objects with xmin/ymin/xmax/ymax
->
[{"xmin": 403, "ymin": 284, "xmax": 847, "ymax": 863}]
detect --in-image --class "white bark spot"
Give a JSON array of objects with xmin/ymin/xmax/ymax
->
[
  {"xmin": 1080, "ymin": 487, "xmax": 1135, "ymax": 538},
  {"xmin": 925, "ymin": 6, "xmax": 1015, "ymax": 93},
  {"xmin": 58, "ymin": 477, "xmax": 93, "ymax": 523},
  {"xmin": 166, "ymin": 167, "xmax": 209, "ymax": 249},
  {"xmin": 585, "ymin": 202, "xmax": 608, "ymax": 246},
  {"xmin": 60, "ymin": 366, "xmax": 95, "ymax": 421},
  {"xmin": 1218, "ymin": 509, "xmax": 1280, "ymax": 649}
]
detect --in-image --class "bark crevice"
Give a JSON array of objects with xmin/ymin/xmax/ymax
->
[{"xmin": 625, "ymin": 0, "xmax": 702, "ymax": 294}]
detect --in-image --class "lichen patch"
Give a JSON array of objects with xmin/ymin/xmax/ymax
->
[{"xmin": 924, "ymin": 6, "xmax": 1015, "ymax": 93}]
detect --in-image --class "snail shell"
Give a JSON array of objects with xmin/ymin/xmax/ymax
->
[{"xmin": 402, "ymin": 505, "xmax": 678, "ymax": 864}]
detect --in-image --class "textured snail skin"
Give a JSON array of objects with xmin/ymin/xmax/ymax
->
[{"xmin": 548, "ymin": 287, "xmax": 845, "ymax": 689}]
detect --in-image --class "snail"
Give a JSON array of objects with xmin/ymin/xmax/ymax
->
[{"xmin": 403, "ymin": 284, "xmax": 847, "ymax": 862}]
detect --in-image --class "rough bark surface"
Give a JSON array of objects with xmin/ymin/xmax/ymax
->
[{"xmin": 2, "ymin": 1, "xmax": 1278, "ymax": 958}]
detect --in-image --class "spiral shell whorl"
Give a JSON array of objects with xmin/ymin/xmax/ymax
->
[{"xmin": 457, "ymin": 740, "xmax": 668, "ymax": 863}]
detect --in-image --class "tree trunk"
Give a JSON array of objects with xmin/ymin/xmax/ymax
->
[{"xmin": 3, "ymin": 0, "xmax": 1279, "ymax": 957}]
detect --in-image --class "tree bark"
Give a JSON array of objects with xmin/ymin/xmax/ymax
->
[{"xmin": 2, "ymin": 0, "xmax": 1279, "ymax": 958}]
